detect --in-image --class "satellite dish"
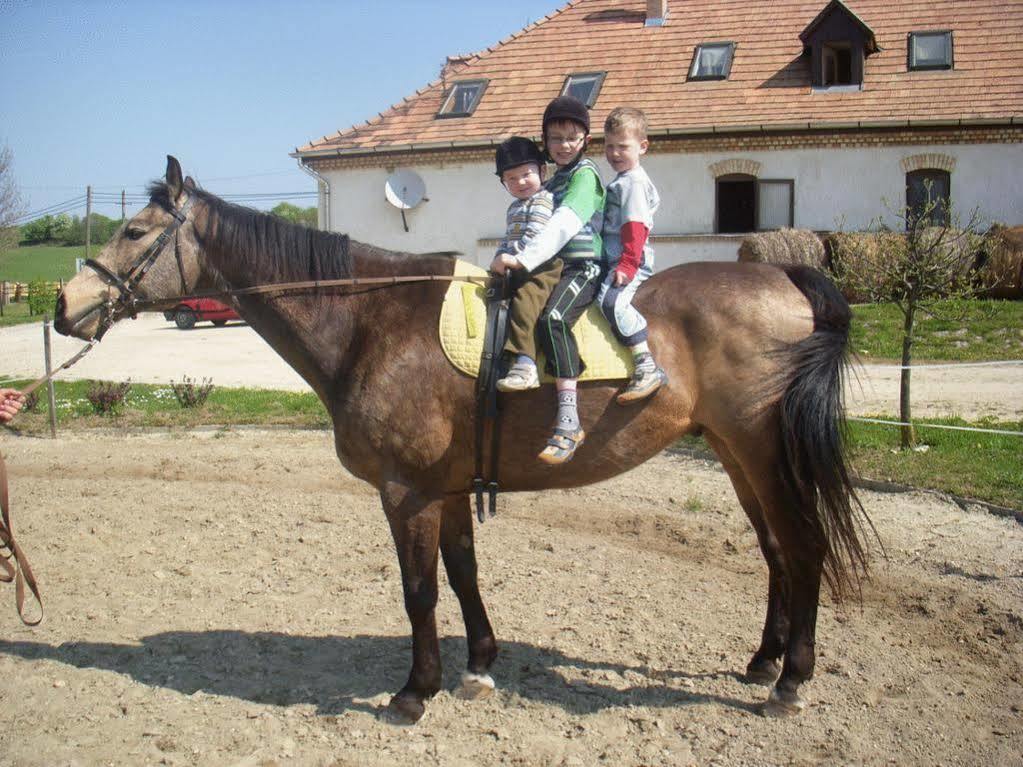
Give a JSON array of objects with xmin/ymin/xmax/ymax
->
[{"xmin": 384, "ymin": 170, "xmax": 427, "ymax": 231}]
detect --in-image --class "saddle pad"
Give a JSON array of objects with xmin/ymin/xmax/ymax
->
[{"xmin": 439, "ymin": 260, "xmax": 632, "ymax": 382}]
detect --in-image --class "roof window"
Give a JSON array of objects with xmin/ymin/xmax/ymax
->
[
  {"xmin": 908, "ymin": 31, "xmax": 953, "ymax": 70},
  {"xmin": 688, "ymin": 42, "xmax": 736, "ymax": 81},
  {"xmin": 437, "ymin": 79, "xmax": 487, "ymax": 118},
  {"xmin": 800, "ymin": 0, "xmax": 878, "ymax": 89},
  {"xmin": 561, "ymin": 72, "xmax": 606, "ymax": 107}
]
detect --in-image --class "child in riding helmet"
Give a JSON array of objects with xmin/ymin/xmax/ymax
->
[
  {"xmin": 490, "ymin": 136, "xmax": 558, "ymax": 386},
  {"xmin": 489, "ymin": 95, "xmax": 606, "ymax": 465}
]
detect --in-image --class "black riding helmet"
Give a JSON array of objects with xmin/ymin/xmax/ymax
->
[
  {"xmin": 494, "ymin": 136, "xmax": 545, "ymax": 177},
  {"xmin": 542, "ymin": 95, "xmax": 590, "ymax": 138}
]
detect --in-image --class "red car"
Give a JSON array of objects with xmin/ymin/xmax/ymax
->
[{"xmin": 164, "ymin": 298, "xmax": 240, "ymax": 330}]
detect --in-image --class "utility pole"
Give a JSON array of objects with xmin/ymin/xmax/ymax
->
[
  {"xmin": 121, "ymin": 189, "xmax": 126, "ymax": 221},
  {"xmin": 85, "ymin": 185, "xmax": 92, "ymax": 263}
]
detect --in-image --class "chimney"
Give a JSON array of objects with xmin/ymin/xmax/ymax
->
[{"xmin": 645, "ymin": 0, "xmax": 668, "ymax": 26}]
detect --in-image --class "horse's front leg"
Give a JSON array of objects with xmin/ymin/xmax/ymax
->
[
  {"xmin": 440, "ymin": 494, "xmax": 499, "ymax": 698},
  {"xmin": 380, "ymin": 481, "xmax": 444, "ymax": 724}
]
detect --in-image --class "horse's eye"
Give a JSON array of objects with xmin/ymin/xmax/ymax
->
[{"xmin": 126, "ymin": 228, "xmax": 146, "ymax": 241}]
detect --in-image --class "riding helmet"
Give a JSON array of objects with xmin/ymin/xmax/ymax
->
[
  {"xmin": 495, "ymin": 136, "xmax": 545, "ymax": 176},
  {"xmin": 542, "ymin": 95, "xmax": 591, "ymax": 136}
]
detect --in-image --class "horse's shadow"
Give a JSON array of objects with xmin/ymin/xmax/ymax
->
[{"xmin": 0, "ymin": 630, "xmax": 760, "ymax": 717}]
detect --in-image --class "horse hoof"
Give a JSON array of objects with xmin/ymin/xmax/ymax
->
[
  {"xmin": 745, "ymin": 659, "xmax": 782, "ymax": 686},
  {"xmin": 455, "ymin": 671, "xmax": 495, "ymax": 700},
  {"xmin": 761, "ymin": 687, "xmax": 806, "ymax": 718},
  {"xmin": 381, "ymin": 693, "xmax": 425, "ymax": 725}
]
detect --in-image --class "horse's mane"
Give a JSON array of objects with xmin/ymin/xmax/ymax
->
[{"xmin": 147, "ymin": 180, "xmax": 353, "ymax": 285}]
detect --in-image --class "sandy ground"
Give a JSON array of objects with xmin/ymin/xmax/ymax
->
[
  {"xmin": 1, "ymin": 313, "xmax": 1021, "ymax": 420},
  {"xmin": 0, "ymin": 429, "xmax": 1020, "ymax": 766}
]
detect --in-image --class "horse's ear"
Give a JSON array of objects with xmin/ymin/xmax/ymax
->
[
  {"xmin": 184, "ymin": 175, "xmax": 196, "ymax": 190},
  {"xmin": 165, "ymin": 155, "xmax": 184, "ymax": 200}
]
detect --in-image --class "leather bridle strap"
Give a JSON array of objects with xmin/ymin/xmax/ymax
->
[{"xmin": 0, "ymin": 453, "xmax": 43, "ymax": 625}]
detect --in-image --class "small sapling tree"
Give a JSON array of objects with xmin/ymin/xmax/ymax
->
[{"xmin": 830, "ymin": 186, "xmax": 984, "ymax": 448}]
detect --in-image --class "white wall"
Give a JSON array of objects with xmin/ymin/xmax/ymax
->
[{"xmin": 319, "ymin": 141, "xmax": 1023, "ymax": 271}]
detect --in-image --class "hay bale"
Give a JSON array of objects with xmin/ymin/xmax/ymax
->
[
  {"xmin": 737, "ymin": 228, "xmax": 826, "ymax": 269},
  {"xmin": 976, "ymin": 225, "xmax": 1023, "ymax": 299},
  {"xmin": 823, "ymin": 231, "xmax": 904, "ymax": 304}
]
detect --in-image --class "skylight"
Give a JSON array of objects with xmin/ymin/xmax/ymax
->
[
  {"xmin": 437, "ymin": 79, "xmax": 488, "ymax": 118},
  {"xmin": 561, "ymin": 72, "xmax": 606, "ymax": 107},
  {"xmin": 909, "ymin": 31, "xmax": 953, "ymax": 70},
  {"xmin": 689, "ymin": 43, "xmax": 736, "ymax": 81}
]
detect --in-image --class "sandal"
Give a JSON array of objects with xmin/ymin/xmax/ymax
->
[{"xmin": 538, "ymin": 427, "xmax": 585, "ymax": 465}]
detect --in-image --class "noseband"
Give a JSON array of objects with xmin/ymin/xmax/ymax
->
[{"xmin": 83, "ymin": 194, "xmax": 193, "ymax": 338}]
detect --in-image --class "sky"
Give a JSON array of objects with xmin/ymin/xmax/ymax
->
[{"xmin": 0, "ymin": 0, "xmax": 563, "ymax": 224}]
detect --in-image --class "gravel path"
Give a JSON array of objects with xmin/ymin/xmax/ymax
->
[
  {"xmin": 0, "ymin": 430, "xmax": 1019, "ymax": 766},
  {"xmin": 2, "ymin": 314, "xmax": 1020, "ymax": 420}
]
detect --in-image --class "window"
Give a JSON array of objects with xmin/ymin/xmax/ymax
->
[
  {"xmin": 437, "ymin": 79, "xmax": 487, "ymax": 118},
  {"xmin": 561, "ymin": 72, "xmax": 606, "ymax": 107},
  {"xmin": 716, "ymin": 175, "xmax": 794, "ymax": 233},
  {"xmin": 909, "ymin": 31, "xmax": 953, "ymax": 70},
  {"xmin": 822, "ymin": 42, "xmax": 853, "ymax": 86},
  {"xmin": 906, "ymin": 169, "xmax": 950, "ymax": 227},
  {"xmin": 688, "ymin": 42, "xmax": 736, "ymax": 81}
]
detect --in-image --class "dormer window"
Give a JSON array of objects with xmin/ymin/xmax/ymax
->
[
  {"xmin": 437, "ymin": 79, "xmax": 487, "ymax": 118},
  {"xmin": 561, "ymin": 72, "xmax": 606, "ymax": 107},
  {"xmin": 800, "ymin": 0, "xmax": 878, "ymax": 89},
  {"xmin": 688, "ymin": 42, "xmax": 736, "ymax": 81},
  {"xmin": 909, "ymin": 31, "xmax": 953, "ymax": 70}
]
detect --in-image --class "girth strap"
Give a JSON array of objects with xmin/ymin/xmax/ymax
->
[{"xmin": 473, "ymin": 276, "xmax": 511, "ymax": 523}]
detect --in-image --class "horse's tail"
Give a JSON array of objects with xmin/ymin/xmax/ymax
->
[{"xmin": 776, "ymin": 265, "xmax": 875, "ymax": 600}]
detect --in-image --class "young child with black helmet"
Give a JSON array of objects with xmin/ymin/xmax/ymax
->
[
  {"xmin": 490, "ymin": 136, "xmax": 558, "ymax": 389},
  {"xmin": 489, "ymin": 95, "xmax": 606, "ymax": 465}
]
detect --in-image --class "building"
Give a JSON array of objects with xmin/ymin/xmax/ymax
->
[{"xmin": 292, "ymin": 0, "xmax": 1023, "ymax": 269}]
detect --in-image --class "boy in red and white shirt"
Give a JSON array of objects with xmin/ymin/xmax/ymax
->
[{"xmin": 598, "ymin": 107, "xmax": 668, "ymax": 403}]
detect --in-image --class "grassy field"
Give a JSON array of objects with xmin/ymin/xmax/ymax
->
[
  {"xmin": 3, "ymin": 378, "xmax": 1020, "ymax": 510},
  {"xmin": 0, "ymin": 243, "xmax": 87, "ymax": 282},
  {"xmin": 850, "ymin": 299, "xmax": 1023, "ymax": 361}
]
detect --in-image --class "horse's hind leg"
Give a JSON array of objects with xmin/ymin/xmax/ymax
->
[
  {"xmin": 379, "ymin": 482, "xmax": 444, "ymax": 724},
  {"xmin": 705, "ymin": 433, "xmax": 788, "ymax": 686},
  {"xmin": 440, "ymin": 494, "xmax": 499, "ymax": 699}
]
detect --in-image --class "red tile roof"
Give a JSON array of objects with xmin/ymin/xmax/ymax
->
[{"xmin": 295, "ymin": 0, "xmax": 1023, "ymax": 157}]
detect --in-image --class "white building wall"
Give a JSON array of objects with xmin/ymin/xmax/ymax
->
[{"xmin": 319, "ymin": 141, "xmax": 1023, "ymax": 271}]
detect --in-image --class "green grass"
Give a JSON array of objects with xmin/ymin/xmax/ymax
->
[
  {"xmin": 0, "ymin": 378, "xmax": 330, "ymax": 431},
  {"xmin": 850, "ymin": 299, "xmax": 1023, "ymax": 362},
  {"xmin": 675, "ymin": 419, "xmax": 1022, "ymax": 511},
  {"xmin": 0, "ymin": 243, "xmax": 88, "ymax": 282},
  {"xmin": 0, "ymin": 301, "xmax": 42, "ymax": 328}
]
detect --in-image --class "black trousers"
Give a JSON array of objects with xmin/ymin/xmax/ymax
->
[{"xmin": 537, "ymin": 259, "xmax": 602, "ymax": 379}]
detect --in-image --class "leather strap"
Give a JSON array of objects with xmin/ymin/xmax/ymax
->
[
  {"xmin": 0, "ymin": 452, "xmax": 43, "ymax": 625},
  {"xmin": 473, "ymin": 276, "xmax": 511, "ymax": 523}
]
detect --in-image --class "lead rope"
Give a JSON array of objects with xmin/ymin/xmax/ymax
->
[{"xmin": 0, "ymin": 339, "xmax": 98, "ymax": 625}]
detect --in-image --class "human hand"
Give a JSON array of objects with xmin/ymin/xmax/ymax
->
[
  {"xmin": 490, "ymin": 253, "xmax": 522, "ymax": 275},
  {"xmin": 0, "ymin": 388, "xmax": 26, "ymax": 424},
  {"xmin": 613, "ymin": 269, "xmax": 633, "ymax": 287}
]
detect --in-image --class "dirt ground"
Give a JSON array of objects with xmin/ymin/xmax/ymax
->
[{"xmin": 0, "ymin": 429, "xmax": 1020, "ymax": 766}]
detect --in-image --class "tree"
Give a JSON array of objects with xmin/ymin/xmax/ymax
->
[
  {"xmin": 829, "ymin": 188, "xmax": 984, "ymax": 448},
  {"xmin": 271, "ymin": 201, "xmax": 317, "ymax": 228},
  {"xmin": 0, "ymin": 144, "xmax": 25, "ymax": 255}
]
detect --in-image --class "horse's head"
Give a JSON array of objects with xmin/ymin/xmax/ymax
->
[{"xmin": 55, "ymin": 156, "xmax": 204, "ymax": 340}]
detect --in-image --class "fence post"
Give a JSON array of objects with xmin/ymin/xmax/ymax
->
[
  {"xmin": 43, "ymin": 315, "xmax": 58, "ymax": 439},
  {"xmin": 0, "ymin": 280, "xmax": 5, "ymax": 318}
]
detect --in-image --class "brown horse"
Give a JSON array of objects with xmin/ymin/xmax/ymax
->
[{"xmin": 54, "ymin": 157, "xmax": 872, "ymax": 723}]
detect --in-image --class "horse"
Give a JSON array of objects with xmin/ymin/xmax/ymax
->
[{"xmin": 54, "ymin": 156, "xmax": 873, "ymax": 723}]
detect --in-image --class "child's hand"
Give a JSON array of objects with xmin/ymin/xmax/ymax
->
[
  {"xmin": 613, "ymin": 269, "xmax": 633, "ymax": 287},
  {"xmin": 0, "ymin": 388, "xmax": 26, "ymax": 424},
  {"xmin": 489, "ymin": 253, "xmax": 522, "ymax": 275}
]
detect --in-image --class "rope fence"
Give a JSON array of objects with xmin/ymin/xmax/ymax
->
[{"xmin": 848, "ymin": 417, "xmax": 1023, "ymax": 437}]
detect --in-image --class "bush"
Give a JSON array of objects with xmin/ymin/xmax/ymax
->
[
  {"xmin": 26, "ymin": 279, "xmax": 57, "ymax": 316},
  {"xmin": 737, "ymin": 228, "xmax": 826, "ymax": 269},
  {"xmin": 86, "ymin": 380, "xmax": 131, "ymax": 415},
  {"xmin": 170, "ymin": 376, "xmax": 214, "ymax": 408},
  {"xmin": 976, "ymin": 224, "xmax": 1023, "ymax": 299}
]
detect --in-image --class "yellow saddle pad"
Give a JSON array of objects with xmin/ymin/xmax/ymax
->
[{"xmin": 439, "ymin": 260, "xmax": 632, "ymax": 382}]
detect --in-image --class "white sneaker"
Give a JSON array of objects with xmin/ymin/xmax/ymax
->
[{"xmin": 496, "ymin": 363, "xmax": 540, "ymax": 392}]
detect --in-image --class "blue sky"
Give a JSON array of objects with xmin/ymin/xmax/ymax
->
[{"xmin": 0, "ymin": 0, "xmax": 561, "ymax": 222}]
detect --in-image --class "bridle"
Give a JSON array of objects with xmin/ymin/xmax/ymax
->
[{"xmin": 83, "ymin": 193, "xmax": 193, "ymax": 339}]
